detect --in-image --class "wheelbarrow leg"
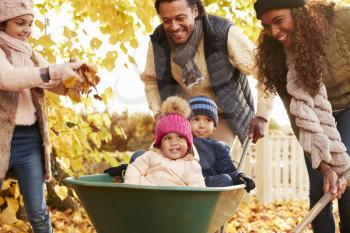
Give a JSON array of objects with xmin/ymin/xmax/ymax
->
[
  {"xmin": 213, "ymin": 224, "xmax": 226, "ymax": 233},
  {"xmin": 219, "ymin": 224, "xmax": 226, "ymax": 233}
]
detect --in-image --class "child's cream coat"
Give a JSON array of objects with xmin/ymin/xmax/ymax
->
[{"xmin": 124, "ymin": 147, "xmax": 205, "ymax": 187}]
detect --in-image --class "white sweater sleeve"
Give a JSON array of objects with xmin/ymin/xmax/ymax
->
[
  {"xmin": 227, "ymin": 26, "xmax": 275, "ymax": 121},
  {"xmin": 139, "ymin": 42, "xmax": 162, "ymax": 116},
  {"xmin": 0, "ymin": 49, "xmax": 44, "ymax": 91}
]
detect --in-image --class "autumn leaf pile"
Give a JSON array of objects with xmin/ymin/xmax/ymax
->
[
  {"xmin": 226, "ymin": 196, "xmax": 340, "ymax": 233},
  {"xmin": 64, "ymin": 64, "xmax": 101, "ymax": 102},
  {"xmin": 227, "ymin": 197, "xmax": 312, "ymax": 233},
  {"xmin": 0, "ymin": 208, "xmax": 95, "ymax": 233},
  {"xmin": 0, "ymin": 196, "xmax": 341, "ymax": 233}
]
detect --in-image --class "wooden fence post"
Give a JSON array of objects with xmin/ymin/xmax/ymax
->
[
  {"xmin": 256, "ymin": 135, "xmax": 273, "ymax": 204},
  {"xmin": 232, "ymin": 133, "xmax": 309, "ymax": 204}
]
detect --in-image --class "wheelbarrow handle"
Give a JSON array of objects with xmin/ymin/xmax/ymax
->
[
  {"xmin": 292, "ymin": 167, "xmax": 350, "ymax": 233},
  {"xmin": 237, "ymin": 137, "xmax": 253, "ymax": 172}
]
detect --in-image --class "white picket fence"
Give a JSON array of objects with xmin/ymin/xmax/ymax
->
[{"xmin": 231, "ymin": 134, "xmax": 310, "ymax": 204}]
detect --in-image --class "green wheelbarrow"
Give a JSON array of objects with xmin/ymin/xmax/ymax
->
[
  {"xmin": 64, "ymin": 174, "xmax": 246, "ymax": 233},
  {"xmin": 63, "ymin": 139, "xmax": 253, "ymax": 233}
]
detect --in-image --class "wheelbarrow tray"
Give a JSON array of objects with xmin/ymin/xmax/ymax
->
[{"xmin": 64, "ymin": 174, "xmax": 246, "ymax": 233}]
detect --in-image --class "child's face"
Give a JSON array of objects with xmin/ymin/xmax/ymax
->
[
  {"xmin": 160, "ymin": 132, "xmax": 189, "ymax": 160},
  {"xmin": 4, "ymin": 14, "xmax": 33, "ymax": 42},
  {"xmin": 190, "ymin": 115, "xmax": 215, "ymax": 138}
]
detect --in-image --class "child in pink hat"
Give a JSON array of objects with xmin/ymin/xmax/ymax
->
[
  {"xmin": 124, "ymin": 96, "xmax": 205, "ymax": 187},
  {"xmin": 0, "ymin": 0, "xmax": 85, "ymax": 232}
]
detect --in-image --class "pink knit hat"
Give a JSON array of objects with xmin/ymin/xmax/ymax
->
[
  {"xmin": 154, "ymin": 96, "xmax": 193, "ymax": 150},
  {"xmin": 0, "ymin": 0, "xmax": 34, "ymax": 23},
  {"xmin": 154, "ymin": 113, "xmax": 193, "ymax": 150}
]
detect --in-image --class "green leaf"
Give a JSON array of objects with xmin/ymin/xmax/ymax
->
[
  {"xmin": 120, "ymin": 43, "xmax": 128, "ymax": 54},
  {"xmin": 102, "ymin": 87, "xmax": 114, "ymax": 104},
  {"xmin": 90, "ymin": 37, "xmax": 103, "ymax": 50},
  {"xmin": 63, "ymin": 26, "xmax": 77, "ymax": 39},
  {"xmin": 114, "ymin": 126, "xmax": 127, "ymax": 139},
  {"xmin": 35, "ymin": 20, "xmax": 45, "ymax": 31},
  {"xmin": 128, "ymin": 55, "xmax": 137, "ymax": 65}
]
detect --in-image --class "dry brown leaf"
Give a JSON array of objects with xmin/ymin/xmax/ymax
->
[{"xmin": 65, "ymin": 63, "xmax": 102, "ymax": 102}]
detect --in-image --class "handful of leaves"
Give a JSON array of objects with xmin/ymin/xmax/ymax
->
[{"xmin": 64, "ymin": 63, "xmax": 101, "ymax": 102}]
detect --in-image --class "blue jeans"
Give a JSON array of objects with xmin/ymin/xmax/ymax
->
[
  {"xmin": 306, "ymin": 107, "xmax": 350, "ymax": 233},
  {"xmin": 7, "ymin": 123, "xmax": 52, "ymax": 233}
]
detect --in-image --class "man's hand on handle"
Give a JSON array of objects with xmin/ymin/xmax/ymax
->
[{"xmin": 248, "ymin": 116, "xmax": 268, "ymax": 143}]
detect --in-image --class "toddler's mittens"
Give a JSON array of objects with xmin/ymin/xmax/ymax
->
[
  {"xmin": 104, "ymin": 164, "xmax": 128, "ymax": 177},
  {"xmin": 228, "ymin": 171, "xmax": 256, "ymax": 192}
]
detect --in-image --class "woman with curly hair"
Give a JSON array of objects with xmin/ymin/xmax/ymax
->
[{"xmin": 253, "ymin": 0, "xmax": 350, "ymax": 232}]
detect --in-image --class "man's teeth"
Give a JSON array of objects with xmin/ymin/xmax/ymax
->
[{"xmin": 278, "ymin": 34, "xmax": 287, "ymax": 41}]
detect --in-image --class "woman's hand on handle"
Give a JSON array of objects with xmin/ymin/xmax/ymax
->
[
  {"xmin": 337, "ymin": 177, "xmax": 347, "ymax": 198},
  {"xmin": 322, "ymin": 168, "xmax": 338, "ymax": 199},
  {"xmin": 248, "ymin": 116, "xmax": 268, "ymax": 143},
  {"xmin": 319, "ymin": 163, "xmax": 347, "ymax": 199}
]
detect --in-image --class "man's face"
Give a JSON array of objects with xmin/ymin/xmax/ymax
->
[{"xmin": 158, "ymin": 0, "xmax": 198, "ymax": 44}]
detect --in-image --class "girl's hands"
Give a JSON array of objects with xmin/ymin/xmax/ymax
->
[{"xmin": 48, "ymin": 62, "xmax": 84, "ymax": 83}]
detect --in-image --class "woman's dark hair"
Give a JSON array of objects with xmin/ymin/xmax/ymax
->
[
  {"xmin": 154, "ymin": 0, "xmax": 206, "ymax": 18},
  {"xmin": 255, "ymin": 0, "xmax": 335, "ymax": 97}
]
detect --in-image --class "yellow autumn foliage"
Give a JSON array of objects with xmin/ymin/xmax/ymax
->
[{"xmin": 0, "ymin": 0, "xmax": 349, "ymax": 228}]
